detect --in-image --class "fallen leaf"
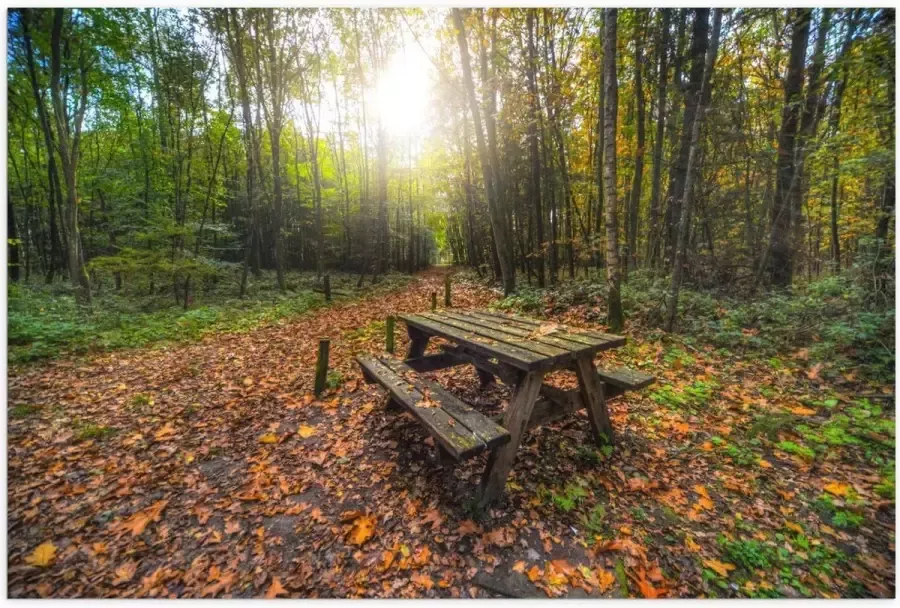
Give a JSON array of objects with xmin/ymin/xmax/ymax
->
[
  {"xmin": 411, "ymin": 573, "xmax": 434, "ymax": 590},
  {"xmin": 265, "ymin": 577, "xmax": 287, "ymax": 598},
  {"xmin": 824, "ymin": 482, "xmax": 850, "ymax": 497},
  {"xmin": 112, "ymin": 561, "xmax": 138, "ymax": 585},
  {"xmin": 758, "ymin": 459, "xmax": 772, "ymax": 469},
  {"xmin": 25, "ymin": 542, "xmax": 56, "ymax": 567},
  {"xmin": 703, "ymin": 559, "xmax": 736, "ymax": 577},
  {"xmin": 596, "ymin": 568, "xmax": 615, "ymax": 592},
  {"xmin": 685, "ymin": 536, "xmax": 701, "ymax": 553},
  {"xmin": 347, "ymin": 515, "xmax": 376, "ymax": 545},
  {"xmin": 791, "ymin": 406, "xmax": 817, "ymax": 416},
  {"xmin": 259, "ymin": 433, "xmax": 278, "ymax": 444},
  {"xmin": 297, "ymin": 425, "xmax": 316, "ymax": 439},
  {"xmin": 784, "ymin": 521, "xmax": 804, "ymax": 534},
  {"xmin": 527, "ymin": 565, "xmax": 542, "ymax": 583}
]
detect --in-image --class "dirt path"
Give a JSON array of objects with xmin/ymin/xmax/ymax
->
[{"xmin": 8, "ymin": 268, "xmax": 894, "ymax": 598}]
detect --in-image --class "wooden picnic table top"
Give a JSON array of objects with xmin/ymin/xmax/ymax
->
[{"xmin": 398, "ymin": 309, "xmax": 625, "ymax": 372}]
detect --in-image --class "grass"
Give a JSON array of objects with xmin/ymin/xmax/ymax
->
[
  {"xmin": 74, "ymin": 423, "xmax": 117, "ymax": 442},
  {"xmin": 9, "ymin": 404, "xmax": 40, "ymax": 418},
  {"xmin": 8, "ymin": 268, "xmax": 412, "ymax": 365}
]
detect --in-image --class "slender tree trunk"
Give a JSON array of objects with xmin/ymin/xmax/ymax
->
[
  {"xmin": 602, "ymin": 9, "xmax": 623, "ymax": 332},
  {"xmin": 647, "ymin": 9, "xmax": 670, "ymax": 268},
  {"xmin": 628, "ymin": 12, "xmax": 647, "ymax": 273},
  {"xmin": 526, "ymin": 9, "xmax": 545, "ymax": 287},
  {"xmin": 665, "ymin": 9, "xmax": 722, "ymax": 331},
  {"xmin": 453, "ymin": 8, "xmax": 515, "ymax": 295},
  {"xmin": 663, "ymin": 9, "xmax": 708, "ymax": 268}
]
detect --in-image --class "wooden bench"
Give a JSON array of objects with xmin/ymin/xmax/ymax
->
[
  {"xmin": 356, "ymin": 354, "xmax": 510, "ymax": 462},
  {"xmin": 525, "ymin": 366, "xmax": 655, "ymax": 432}
]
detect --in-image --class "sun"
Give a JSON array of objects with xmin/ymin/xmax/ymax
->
[{"xmin": 374, "ymin": 46, "xmax": 431, "ymax": 138}]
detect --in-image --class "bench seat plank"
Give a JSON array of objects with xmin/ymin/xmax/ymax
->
[
  {"xmin": 596, "ymin": 367, "xmax": 655, "ymax": 391},
  {"xmin": 377, "ymin": 356, "xmax": 510, "ymax": 450},
  {"xmin": 356, "ymin": 354, "xmax": 509, "ymax": 460}
]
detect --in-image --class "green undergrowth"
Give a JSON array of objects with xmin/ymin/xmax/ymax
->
[
  {"xmin": 9, "ymin": 267, "xmax": 412, "ymax": 365},
  {"xmin": 487, "ymin": 264, "xmax": 894, "ymax": 384}
]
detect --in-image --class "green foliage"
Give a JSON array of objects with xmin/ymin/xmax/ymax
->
[
  {"xmin": 579, "ymin": 504, "xmax": 607, "ymax": 538},
  {"xmin": 9, "ymin": 404, "xmax": 40, "ymax": 418},
  {"xmin": 74, "ymin": 423, "xmax": 116, "ymax": 442},
  {"xmin": 719, "ymin": 537, "xmax": 777, "ymax": 571},
  {"xmin": 9, "ymin": 269, "xmax": 411, "ymax": 365},
  {"xmin": 650, "ymin": 379, "xmax": 719, "ymax": 411},
  {"xmin": 551, "ymin": 481, "xmax": 589, "ymax": 513},
  {"xmin": 776, "ymin": 441, "xmax": 816, "ymax": 461},
  {"xmin": 326, "ymin": 371, "xmax": 345, "ymax": 390}
]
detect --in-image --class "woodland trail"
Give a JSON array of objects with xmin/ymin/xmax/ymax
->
[{"xmin": 8, "ymin": 267, "xmax": 895, "ymax": 598}]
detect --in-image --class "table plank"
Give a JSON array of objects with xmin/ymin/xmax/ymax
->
[
  {"xmin": 420, "ymin": 312, "xmax": 571, "ymax": 359},
  {"xmin": 399, "ymin": 314, "xmax": 546, "ymax": 370},
  {"xmin": 474, "ymin": 310, "xmax": 625, "ymax": 348},
  {"xmin": 443, "ymin": 311, "xmax": 601, "ymax": 354},
  {"xmin": 464, "ymin": 311, "xmax": 607, "ymax": 349}
]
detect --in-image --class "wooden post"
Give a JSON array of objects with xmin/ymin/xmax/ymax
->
[
  {"xmin": 314, "ymin": 338, "xmax": 330, "ymax": 396},
  {"xmin": 386, "ymin": 315, "xmax": 395, "ymax": 354},
  {"xmin": 324, "ymin": 275, "xmax": 331, "ymax": 302},
  {"xmin": 444, "ymin": 275, "xmax": 451, "ymax": 307},
  {"xmin": 431, "ymin": 291, "xmax": 437, "ymax": 311}
]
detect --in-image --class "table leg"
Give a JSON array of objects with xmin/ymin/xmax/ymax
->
[
  {"xmin": 476, "ymin": 368, "xmax": 495, "ymax": 388},
  {"xmin": 478, "ymin": 369, "xmax": 545, "ymax": 508},
  {"xmin": 406, "ymin": 326, "xmax": 430, "ymax": 359},
  {"xmin": 573, "ymin": 356, "xmax": 614, "ymax": 446}
]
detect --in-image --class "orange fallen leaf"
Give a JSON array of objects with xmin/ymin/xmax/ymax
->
[
  {"xmin": 791, "ymin": 406, "xmax": 817, "ymax": 416},
  {"xmin": 347, "ymin": 514, "xmax": 376, "ymax": 545},
  {"xmin": 527, "ymin": 565, "xmax": 543, "ymax": 583},
  {"xmin": 259, "ymin": 433, "xmax": 278, "ymax": 444},
  {"xmin": 824, "ymin": 482, "xmax": 850, "ymax": 497},
  {"xmin": 297, "ymin": 425, "xmax": 316, "ymax": 439},
  {"xmin": 411, "ymin": 573, "xmax": 434, "ymax": 590},
  {"xmin": 379, "ymin": 551, "xmax": 395, "ymax": 572},
  {"xmin": 785, "ymin": 521, "xmax": 804, "ymax": 534},
  {"xmin": 512, "ymin": 560, "xmax": 527, "ymax": 573},
  {"xmin": 758, "ymin": 459, "xmax": 772, "ymax": 469},
  {"xmin": 685, "ymin": 536, "xmax": 701, "ymax": 553},
  {"xmin": 265, "ymin": 577, "xmax": 287, "ymax": 598},
  {"xmin": 25, "ymin": 542, "xmax": 56, "ymax": 567},
  {"xmin": 703, "ymin": 559, "xmax": 736, "ymax": 577},
  {"xmin": 112, "ymin": 561, "xmax": 138, "ymax": 586},
  {"xmin": 596, "ymin": 568, "xmax": 615, "ymax": 592}
]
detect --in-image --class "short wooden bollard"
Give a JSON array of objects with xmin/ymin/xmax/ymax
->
[
  {"xmin": 324, "ymin": 275, "xmax": 331, "ymax": 302},
  {"xmin": 314, "ymin": 338, "xmax": 330, "ymax": 396},
  {"xmin": 386, "ymin": 316, "xmax": 395, "ymax": 354},
  {"xmin": 431, "ymin": 291, "xmax": 437, "ymax": 311},
  {"xmin": 444, "ymin": 275, "xmax": 451, "ymax": 307}
]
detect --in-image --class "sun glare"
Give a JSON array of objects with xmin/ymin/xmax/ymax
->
[{"xmin": 374, "ymin": 47, "xmax": 431, "ymax": 138}]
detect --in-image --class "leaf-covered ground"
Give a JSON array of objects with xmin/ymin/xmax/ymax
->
[{"xmin": 8, "ymin": 268, "xmax": 895, "ymax": 598}]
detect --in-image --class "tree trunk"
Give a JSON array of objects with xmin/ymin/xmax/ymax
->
[
  {"xmin": 453, "ymin": 8, "xmax": 516, "ymax": 295},
  {"xmin": 665, "ymin": 9, "xmax": 722, "ymax": 332},
  {"xmin": 602, "ymin": 9, "xmax": 623, "ymax": 332},
  {"xmin": 663, "ymin": 9, "xmax": 708, "ymax": 268},
  {"xmin": 767, "ymin": 9, "xmax": 811, "ymax": 288},
  {"xmin": 647, "ymin": 9, "xmax": 670, "ymax": 269},
  {"xmin": 628, "ymin": 12, "xmax": 647, "ymax": 273},
  {"xmin": 526, "ymin": 9, "xmax": 545, "ymax": 287},
  {"xmin": 49, "ymin": 8, "xmax": 92, "ymax": 304}
]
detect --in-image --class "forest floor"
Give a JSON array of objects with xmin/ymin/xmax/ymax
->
[{"xmin": 7, "ymin": 266, "xmax": 895, "ymax": 598}]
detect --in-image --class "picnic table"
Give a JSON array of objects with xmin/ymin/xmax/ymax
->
[{"xmin": 356, "ymin": 309, "xmax": 653, "ymax": 508}]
